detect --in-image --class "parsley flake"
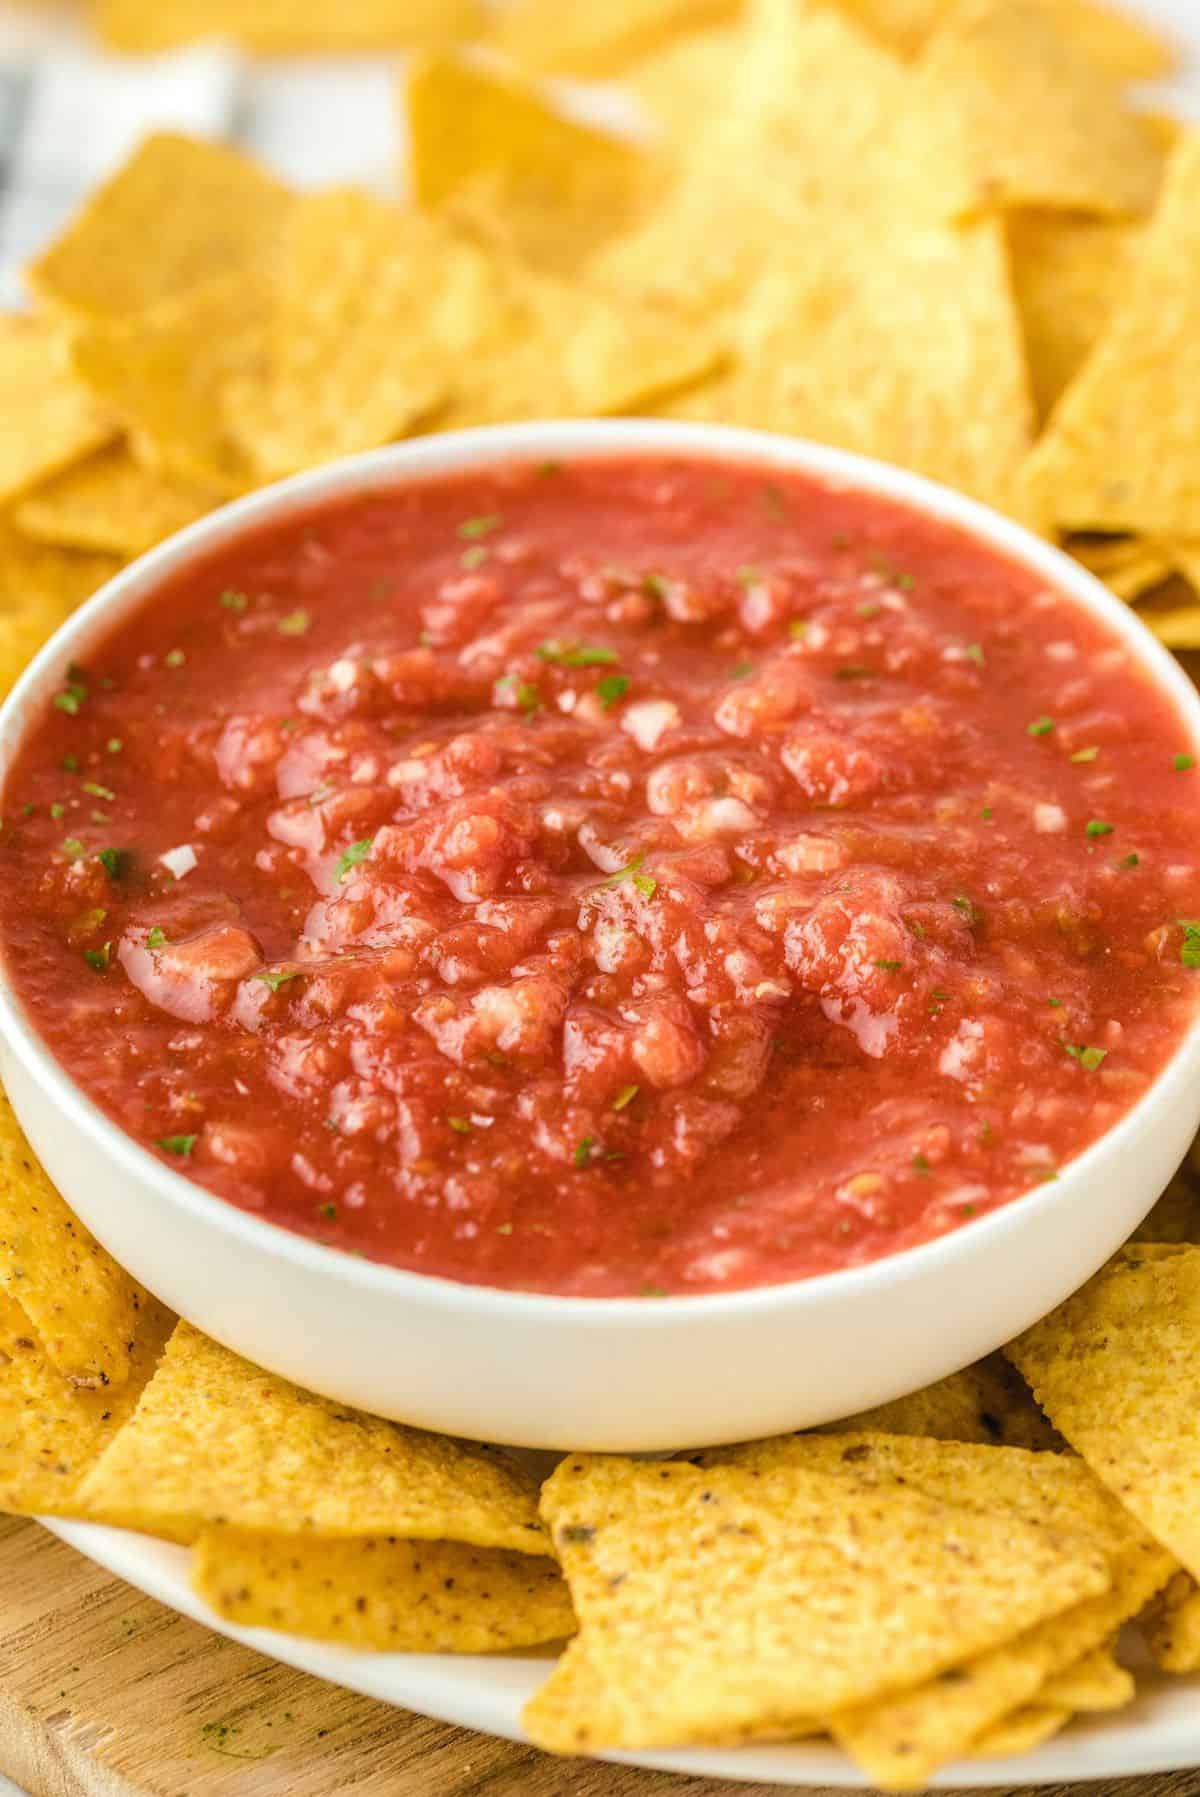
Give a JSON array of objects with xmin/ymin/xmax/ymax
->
[
  {"xmin": 1063, "ymin": 1041, "xmax": 1107, "ymax": 1071},
  {"xmin": 1085, "ymin": 819, "xmax": 1114, "ymax": 838},
  {"xmin": 1179, "ymin": 920, "xmax": 1200, "ymax": 968},
  {"xmin": 319, "ymin": 1202, "xmax": 338, "ymax": 1219},
  {"xmin": 97, "ymin": 848, "xmax": 126, "ymax": 880},
  {"xmin": 256, "ymin": 969, "xmax": 303, "ymax": 992},
  {"xmin": 1176, "ymin": 753, "xmax": 1196, "ymax": 771},
  {"xmin": 912, "ymin": 1152, "xmax": 931, "ymax": 1174},
  {"xmin": 164, "ymin": 648, "xmax": 185, "ymax": 668},
  {"xmin": 49, "ymin": 802, "xmax": 63, "ymax": 821},
  {"xmin": 457, "ymin": 514, "xmax": 502, "ymax": 541},
  {"xmin": 448, "ymin": 1116, "xmax": 472, "ymax": 1134},
  {"xmin": 964, "ymin": 642, "xmax": 985, "ymax": 666},
  {"xmin": 1027, "ymin": 715, "xmax": 1055, "ymax": 737},
  {"xmin": 596, "ymin": 673, "xmax": 630, "ymax": 709},
  {"xmin": 601, "ymin": 853, "xmax": 656, "ymax": 898},
  {"xmin": 1070, "ymin": 746, "xmax": 1099, "ymax": 763},
  {"xmin": 82, "ymin": 781, "xmax": 115, "ymax": 802},
  {"xmin": 157, "ymin": 1134, "xmax": 197, "ymax": 1157},
  {"xmin": 106, "ymin": 737, "xmax": 122, "ymax": 754},
  {"xmin": 146, "ymin": 927, "xmax": 166, "ymax": 949},
  {"xmin": 219, "ymin": 590, "xmax": 249, "ymax": 611},
  {"xmin": 334, "ymin": 837, "xmax": 374, "ymax": 882},
  {"xmin": 729, "ymin": 661, "xmax": 756, "ymax": 680},
  {"xmin": 277, "ymin": 609, "xmax": 310, "ymax": 637},
  {"xmin": 54, "ymin": 682, "xmax": 87, "ymax": 715},
  {"xmin": 788, "ymin": 618, "xmax": 809, "ymax": 640},
  {"xmin": 84, "ymin": 942, "xmax": 111, "ymax": 972},
  {"xmin": 460, "ymin": 545, "xmax": 488, "ymax": 570},
  {"xmin": 536, "ymin": 641, "xmax": 619, "ymax": 667},
  {"xmin": 1118, "ymin": 852, "xmax": 1140, "ymax": 869},
  {"xmin": 60, "ymin": 837, "xmax": 85, "ymax": 861},
  {"xmin": 574, "ymin": 1136, "xmax": 596, "ymax": 1168},
  {"xmin": 873, "ymin": 958, "xmax": 902, "ymax": 973}
]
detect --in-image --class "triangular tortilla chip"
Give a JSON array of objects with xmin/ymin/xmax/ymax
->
[
  {"xmin": 1007, "ymin": 1245, "xmax": 1200, "ymax": 1580},
  {"xmin": 73, "ymin": 1322, "xmax": 551, "ymax": 1552},
  {"xmin": 96, "ymin": 0, "xmax": 481, "ymax": 51},
  {"xmin": 1008, "ymin": 211, "xmax": 1141, "ymax": 423},
  {"xmin": 15, "ymin": 443, "xmax": 212, "ymax": 557},
  {"xmin": 820, "ymin": 1354, "xmax": 1062, "ymax": 1451},
  {"xmin": 28, "ymin": 132, "xmax": 292, "ymax": 320},
  {"xmin": 834, "ymin": 0, "xmax": 1178, "ymax": 76},
  {"xmin": 1038, "ymin": 1642, "xmax": 1134, "ymax": 1711},
  {"xmin": 490, "ymin": 0, "xmax": 735, "ymax": 76},
  {"xmin": 0, "ymin": 317, "xmax": 112, "ymax": 506},
  {"xmin": 523, "ymin": 1449, "xmax": 1108, "ymax": 1753},
  {"xmin": 1143, "ymin": 1570, "xmax": 1200, "ymax": 1673},
  {"xmin": 193, "ymin": 1526, "xmax": 574, "ymax": 1651}
]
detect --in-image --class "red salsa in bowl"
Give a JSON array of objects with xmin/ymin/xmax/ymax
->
[{"xmin": 3, "ymin": 454, "xmax": 1200, "ymax": 1298}]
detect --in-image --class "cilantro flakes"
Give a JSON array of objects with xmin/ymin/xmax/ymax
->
[
  {"xmin": 788, "ymin": 618, "xmax": 809, "ymax": 640},
  {"xmin": 49, "ymin": 803, "xmax": 63, "ymax": 821},
  {"xmin": 912, "ymin": 1152, "xmax": 931, "ymax": 1174},
  {"xmin": 1175, "ymin": 753, "xmax": 1196, "ymax": 771},
  {"xmin": 596, "ymin": 673, "xmax": 630, "ymax": 710},
  {"xmin": 97, "ymin": 848, "xmax": 126, "ymax": 880},
  {"xmin": 82, "ymin": 781, "xmax": 115, "ymax": 802},
  {"xmin": 574, "ymin": 1136, "xmax": 596, "ymax": 1168},
  {"xmin": 277, "ymin": 609, "xmax": 310, "ymax": 637},
  {"xmin": 157, "ymin": 1134, "xmax": 197, "ymax": 1157},
  {"xmin": 1118, "ymin": 852, "xmax": 1140, "ymax": 869},
  {"xmin": 1063, "ymin": 1041, "xmax": 1107, "ymax": 1071},
  {"xmin": 460, "ymin": 545, "xmax": 488, "ymax": 571},
  {"xmin": 602, "ymin": 853, "xmax": 656, "ymax": 898},
  {"xmin": 457, "ymin": 513, "xmax": 502, "ymax": 541},
  {"xmin": 146, "ymin": 927, "xmax": 166, "ymax": 950},
  {"xmin": 255, "ymin": 969, "xmax": 303, "ymax": 992},
  {"xmin": 106, "ymin": 737, "xmax": 122, "ymax": 754},
  {"xmin": 54, "ymin": 683, "xmax": 87, "ymax": 715},
  {"xmin": 873, "ymin": 958, "xmax": 902, "ymax": 973},
  {"xmin": 964, "ymin": 642, "xmax": 985, "ymax": 666},
  {"xmin": 84, "ymin": 942, "xmax": 111, "ymax": 972},
  {"xmin": 729, "ymin": 661, "xmax": 756, "ymax": 680},
  {"xmin": 1070, "ymin": 746, "xmax": 1099, "ymax": 763},
  {"xmin": 219, "ymin": 590, "xmax": 249, "ymax": 611},
  {"xmin": 536, "ymin": 641, "xmax": 619, "ymax": 667},
  {"xmin": 334, "ymin": 837, "xmax": 374, "ymax": 882},
  {"xmin": 60, "ymin": 837, "xmax": 85, "ymax": 861},
  {"xmin": 61, "ymin": 754, "xmax": 78, "ymax": 773},
  {"xmin": 1085, "ymin": 819, "xmax": 1114, "ymax": 838},
  {"xmin": 164, "ymin": 649, "xmax": 185, "ymax": 668},
  {"xmin": 448, "ymin": 1116, "xmax": 472, "ymax": 1134},
  {"xmin": 1179, "ymin": 920, "xmax": 1200, "ymax": 968},
  {"xmin": 1027, "ymin": 715, "xmax": 1055, "ymax": 737}
]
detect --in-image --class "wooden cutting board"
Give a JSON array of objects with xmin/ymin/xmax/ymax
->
[{"xmin": 0, "ymin": 1514, "xmax": 1196, "ymax": 1797}]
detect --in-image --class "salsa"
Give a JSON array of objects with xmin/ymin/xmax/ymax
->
[{"xmin": 3, "ymin": 456, "xmax": 1200, "ymax": 1297}]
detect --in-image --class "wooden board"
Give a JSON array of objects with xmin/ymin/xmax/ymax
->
[{"xmin": 0, "ymin": 1515, "xmax": 1196, "ymax": 1797}]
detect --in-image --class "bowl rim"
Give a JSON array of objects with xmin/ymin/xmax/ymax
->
[{"xmin": 3, "ymin": 414, "xmax": 1200, "ymax": 1322}]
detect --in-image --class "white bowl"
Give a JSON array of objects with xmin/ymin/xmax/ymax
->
[{"xmin": 2, "ymin": 419, "xmax": 1199, "ymax": 1452}]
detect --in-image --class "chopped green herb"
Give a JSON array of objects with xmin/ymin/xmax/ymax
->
[
  {"xmin": 106, "ymin": 737, "xmax": 122, "ymax": 754},
  {"xmin": 97, "ymin": 848, "xmax": 125, "ymax": 880},
  {"xmin": 1070, "ymin": 746, "xmax": 1099, "ymax": 763},
  {"xmin": 788, "ymin": 618, "xmax": 808, "ymax": 640},
  {"xmin": 574, "ymin": 1136, "xmax": 596, "ymax": 1168},
  {"xmin": 60, "ymin": 837, "xmax": 85, "ymax": 861},
  {"xmin": 1038, "ymin": 1166, "xmax": 1059, "ymax": 1183},
  {"xmin": 613, "ymin": 1084, "xmax": 639, "ymax": 1111},
  {"xmin": 496, "ymin": 1221, "xmax": 514, "ymax": 1235},
  {"xmin": 964, "ymin": 642, "xmax": 985, "ymax": 666},
  {"xmin": 1179, "ymin": 920, "xmax": 1200, "ymax": 967},
  {"xmin": 164, "ymin": 648, "xmax": 185, "ymax": 668},
  {"xmin": 1175, "ymin": 753, "xmax": 1196, "ymax": 771},
  {"xmin": 835, "ymin": 665, "xmax": 873, "ymax": 681},
  {"xmin": 639, "ymin": 1283, "xmax": 667, "ymax": 1298},
  {"xmin": 642, "ymin": 573, "xmax": 667, "ymax": 601},
  {"xmin": 930, "ymin": 988, "xmax": 951, "ymax": 1001},
  {"xmin": 84, "ymin": 942, "xmax": 111, "ymax": 972},
  {"xmin": 1047, "ymin": 996, "xmax": 1063, "ymax": 1007},
  {"xmin": 319, "ymin": 1202, "xmax": 338, "ymax": 1219},
  {"xmin": 729, "ymin": 661, "xmax": 755, "ymax": 680},
  {"xmin": 536, "ymin": 641, "xmax": 619, "ymax": 667},
  {"xmin": 1085, "ymin": 819, "xmax": 1114, "ymax": 838},
  {"xmin": 49, "ymin": 802, "xmax": 63, "ymax": 821},
  {"xmin": 516, "ymin": 681, "xmax": 540, "ymax": 714},
  {"xmin": 82, "ymin": 781, "xmax": 115, "ymax": 802},
  {"xmin": 601, "ymin": 852, "xmax": 656, "ymax": 897},
  {"xmin": 856, "ymin": 600, "xmax": 881, "ymax": 619},
  {"xmin": 912, "ymin": 1152, "xmax": 931, "ymax": 1174},
  {"xmin": 53, "ymin": 683, "xmax": 87, "ymax": 715},
  {"xmin": 596, "ymin": 673, "xmax": 630, "ymax": 710},
  {"xmin": 457, "ymin": 513, "xmax": 502, "ymax": 541},
  {"xmin": 1027, "ymin": 715, "xmax": 1055, "ymax": 737},
  {"xmin": 460, "ymin": 544, "xmax": 488, "ymax": 570},
  {"xmin": 219, "ymin": 589, "xmax": 248, "ymax": 611},
  {"xmin": 1063, "ymin": 1041, "xmax": 1107, "ymax": 1071},
  {"xmin": 20, "ymin": 802, "xmax": 33, "ymax": 818},
  {"xmin": 146, "ymin": 927, "xmax": 166, "ymax": 950},
  {"xmin": 632, "ymin": 872, "xmax": 657, "ymax": 898},
  {"xmin": 448, "ymin": 1115, "xmax": 472, "ymax": 1134},
  {"xmin": 960, "ymin": 1203, "xmax": 977, "ymax": 1217},
  {"xmin": 277, "ymin": 608, "xmax": 310, "ymax": 637},
  {"xmin": 537, "ymin": 460, "xmax": 561, "ymax": 478},
  {"xmin": 90, "ymin": 809, "xmax": 110, "ymax": 825},
  {"xmin": 873, "ymin": 958, "xmax": 902, "ymax": 972},
  {"xmin": 157, "ymin": 1134, "xmax": 197, "ymax": 1157},
  {"xmin": 61, "ymin": 754, "xmax": 78, "ymax": 773},
  {"xmin": 980, "ymin": 806, "xmax": 993, "ymax": 821},
  {"xmin": 334, "ymin": 837, "xmax": 374, "ymax": 882},
  {"xmin": 951, "ymin": 894, "xmax": 983, "ymax": 926},
  {"xmin": 1118, "ymin": 852, "xmax": 1140, "ymax": 869},
  {"xmin": 256, "ymin": 969, "xmax": 303, "ymax": 992}
]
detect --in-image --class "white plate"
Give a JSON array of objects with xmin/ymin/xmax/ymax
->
[{"xmin": 31, "ymin": 0, "xmax": 1200, "ymax": 1784}]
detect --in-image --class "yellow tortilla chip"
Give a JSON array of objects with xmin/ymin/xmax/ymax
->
[
  {"xmin": 0, "ymin": 316, "xmax": 112, "ymax": 506},
  {"xmin": 824, "ymin": 1354, "xmax": 1062, "ymax": 1452},
  {"xmin": 694, "ymin": 1433, "xmax": 1167, "ymax": 1787},
  {"xmin": 1008, "ymin": 211, "xmax": 1140, "ymax": 423},
  {"xmin": 0, "ymin": 1087, "xmax": 149, "ymax": 1389},
  {"xmin": 1162, "ymin": 540, "xmax": 1200, "ymax": 598},
  {"xmin": 626, "ymin": 22, "xmax": 748, "ymax": 153},
  {"xmin": 74, "ymin": 1322, "xmax": 550, "ymax": 1552},
  {"xmin": 70, "ymin": 273, "xmax": 267, "ymax": 496},
  {"xmin": 1038, "ymin": 1643, "xmax": 1134, "ymax": 1711},
  {"xmin": 970, "ymin": 1703, "xmax": 1070, "ymax": 1757},
  {"xmin": 910, "ymin": 0, "xmax": 1163, "ymax": 221},
  {"xmin": 1133, "ymin": 588, "xmax": 1200, "ymax": 652},
  {"xmin": 96, "ymin": 0, "xmax": 481, "ymax": 52},
  {"xmin": 1007, "ymin": 1245, "xmax": 1200, "ymax": 1580},
  {"xmin": 28, "ymin": 132, "xmax": 292, "ymax": 321},
  {"xmin": 1132, "ymin": 1171, "xmax": 1200, "ymax": 1245},
  {"xmin": 523, "ymin": 1450, "xmax": 1108, "ymax": 1753},
  {"xmin": 490, "ymin": 0, "xmax": 736, "ymax": 76},
  {"xmin": 1068, "ymin": 537, "xmax": 1173, "ymax": 602},
  {"xmin": 15, "ymin": 443, "xmax": 213, "ymax": 558},
  {"xmin": 407, "ymin": 53, "xmax": 655, "ymax": 279},
  {"xmin": 837, "ymin": 0, "xmax": 1177, "ymax": 78},
  {"xmin": 1143, "ymin": 1570, "xmax": 1200, "ymax": 1673},
  {"xmin": 0, "ymin": 1289, "xmax": 173, "ymax": 1517},
  {"xmin": 1019, "ymin": 133, "xmax": 1200, "ymax": 537},
  {"xmin": 193, "ymin": 1526, "xmax": 574, "ymax": 1652},
  {"xmin": 226, "ymin": 193, "xmax": 457, "ymax": 481}
]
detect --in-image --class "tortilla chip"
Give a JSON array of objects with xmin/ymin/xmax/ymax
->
[
  {"xmin": 824, "ymin": 1354, "xmax": 1062, "ymax": 1452},
  {"xmin": 1007, "ymin": 1245, "xmax": 1200, "ymax": 1580},
  {"xmin": 407, "ymin": 53, "xmax": 655, "ymax": 279},
  {"xmin": 1142, "ymin": 1570, "xmax": 1200, "ymax": 1673},
  {"xmin": 1132, "ymin": 1171, "xmax": 1200, "ymax": 1244},
  {"xmin": 694, "ymin": 1433, "xmax": 1167, "ymax": 1787},
  {"xmin": 1038, "ymin": 1642, "xmax": 1134, "ymax": 1710},
  {"xmin": 522, "ymin": 1449, "xmax": 1109, "ymax": 1753},
  {"xmin": 96, "ymin": 0, "xmax": 481, "ymax": 52},
  {"xmin": 28, "ymin": 133, "xmax": 292, "ymax": 322},
  {"xmin": 0, "ymin": 1086, "xmax": 150, "ymax": 1389},
  {"xmin": 596, "ymin": 4, "xmax": 912, "ymax": 320},
  {"xmin": 0, "ymin": 316, "xmax": 112, "ymax": 507},
  {"xmin": 626, "ymin": 22, "xmax": 748, "ymax": 152},
  {"xmin": 1162, "ymin": 541, "xmax": 1200, "ymax": 598},
  {"xmin": 193, "ymin": 1526, "xmax": 574, "ymax": 1652},
  {"xmin": 490, "ymin": 0, "xmax": 736, "ymax": 76},
  {"xmin": 73, "ymin": 1322, "xmax": 550, "ymax": 1552},
  {"xmin": 15, "ymin": 443, "xmax": 213, "ymax": 558},
  {"xmin": 1019, "ymin": 133, "xmax": 1200, "ymax": 538},
  {"xmin": 910, "ymin": 0, "xmax": 1162, "ymax": 221},
  {"xmin": 225, "ymin": 193, "xmax": 457, "ymax": 481},
  {"xmin": 970, "ymin": 1703, "xmax": 1070, "ymax": 1756},
  {"xmin": 1008, "ymin": 212, "xmax": 1140, "ymax": 423},
  {"xmin": 0, "ymin": 1289, "xmax": 174, "ymax": 1516},
  {"xmin": 70, "ymin": 273, "xmax": 267, "ymax": 496},
  {"xmin": 1133, "ymin": 587, "xmax": 1200, "ymax": 651},
  {"xmin": 1068, "ymin": 537, "xmax": 1173, "ymax": 602},
  {"xmin": 1041, "ymin": 0, "xmax": 1179, "ymax": 79}
]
